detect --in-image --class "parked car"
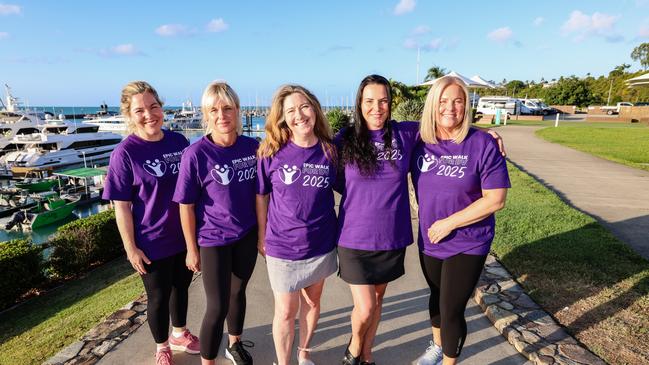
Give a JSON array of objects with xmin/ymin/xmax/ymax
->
[{"xmin": 600, "ymin": 102, "xmax": 633, "ymax": 115}]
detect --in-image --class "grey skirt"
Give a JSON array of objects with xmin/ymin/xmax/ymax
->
[{"xmin": 266, "ymin": 249, "xmax": 338, "ymax": 293}]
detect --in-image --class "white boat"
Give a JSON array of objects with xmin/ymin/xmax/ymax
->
[
  {"xmin": 1, "ymin": 120, "xmax": 122, "ymax": 171},
  {"xmin": 0, "ymin": 84, "xmax": 45, "ymax": 156},
  {"xmin": 83, "ymin": 114, "xmax": 127, "ymax": 132},
  {"xmin": 165, "ymin": 99, "xmax": 203, "ymax": 131}
]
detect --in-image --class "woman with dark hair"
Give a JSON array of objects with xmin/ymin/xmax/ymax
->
[
  {"xmin": 337, "ymin": 74, "xmax": 419, "ymax": 365},
  {"xmin": 103, "ymin": 81, "xmax": 199, "ymax": 365}
]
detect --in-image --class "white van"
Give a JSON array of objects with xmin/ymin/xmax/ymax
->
[{"xmin": 476, "ymin": 96, "xmax": 520, "ymax": 116}]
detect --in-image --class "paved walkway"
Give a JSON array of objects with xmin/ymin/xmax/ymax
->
[
  {"xmin": 497, "ymin": 125, "xmax": 649, "ymax": 260},
  {"xmin": 99, "ymin": 222, "xmax": 530, "ymax": 365}
]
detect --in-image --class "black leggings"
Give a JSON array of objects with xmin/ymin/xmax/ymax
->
[
  {"xmin": 419, "ymin": 252, "xmax": 487, "ymax": 358},
  {"xmin": 141, "ymin": 250, "xmax": 194, "ymax": 344},
  {"xmin": 200, "ymin": 229, "xmax": 258, "ymax": 360}
]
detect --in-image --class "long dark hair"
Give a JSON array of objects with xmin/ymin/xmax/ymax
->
[{"xmin": 341, "ymin": 74, "xmax": 394, "ymax": 176}]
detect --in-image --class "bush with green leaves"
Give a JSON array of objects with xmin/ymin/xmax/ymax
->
[
  {"xmin": 326, "ymin": 108, "xmax": 350, "ymax": 133},
  {"xmin": 0, "ymin": 239, "xmax": 45, "ymax": 309},
  {"xmin": 393, "ymin": 98, "xmax": 425, "ymax": 121},
  {"xmin": 48, "ymin": 210, "xmax": 122, "ymax": 278}
]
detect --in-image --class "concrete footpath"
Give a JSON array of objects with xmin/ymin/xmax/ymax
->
[
  {"xmin": 98, "ymin": 229, "xmax": 530, "ymax": 364},
  {"xmin": 496, "ymin": 125, "xmax": 649, "ymax": 260}
]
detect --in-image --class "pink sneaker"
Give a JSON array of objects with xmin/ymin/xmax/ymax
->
[
  {"xmin": 155, "ymin": 347, "xmax": 174, "ymax": 365},
  {"xmin": 168, "ymin": 330, "xmax": 200, "ymax": 354}
]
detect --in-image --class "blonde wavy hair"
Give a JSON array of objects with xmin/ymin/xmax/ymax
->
[
  {"xmin": 258, "ymin": 84, "xmax": 335, "ymax": 161},
  {"xmin": 420, "ymin": 75, "xmax": 472, "ymax": 144},
  {"xmin": 201, "ymin": 80, "xmax": 242, "ymax": 135},
  {"xmin": 120, "ymin": 81, "xmax": 164, "ymax": 135}
]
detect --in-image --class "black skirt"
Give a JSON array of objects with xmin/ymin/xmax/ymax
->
[{"xmin": 338, "ymin": 246, "xmax": 406, "ymax": 285}]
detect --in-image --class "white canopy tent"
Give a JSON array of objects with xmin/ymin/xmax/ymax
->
[
  {"xmin": 417, "ymin": 71, "xmax": 495, "ymax": 107},
  {"xmin": 470, "ymin": 75, "xmax": 497, "ymax": 89},
  {"xmin": 626, "ymin": 72, "xmax": 649, "ymax": 88}
]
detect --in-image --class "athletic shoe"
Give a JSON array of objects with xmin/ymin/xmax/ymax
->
[
  {"xmin": 342, "ymin": 342, "xmax": 360, "ymax": 365},
  {"xmin": 225, "ymin": 340, "xmax": 254, "ymax": 365},
  {"xmin": 155, "ymin": 347, "xmax": 174, "ymax": 365},
  {"xmin": 416, "ymin": 341, "xmax": 443, "ymax": 365},
  {"xmin": 168, "ymin": 330, "xmax": 200, "ymax": 354}
]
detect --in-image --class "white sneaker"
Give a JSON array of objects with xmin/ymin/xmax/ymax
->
[{"xmin": 416, "ymin": 341, "xmax": 443, "ymax": 365}]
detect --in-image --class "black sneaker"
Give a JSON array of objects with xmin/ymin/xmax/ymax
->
[{"xmin": 225, "ymin": 340, "xmax": 254, "ymax": 365}]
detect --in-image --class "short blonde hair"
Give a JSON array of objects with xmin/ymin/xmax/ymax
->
[
  {"xmin": 420, "ymin": 76, "xmax": 472, "ymax": 144},
  {"xmin": 200, "ymin": 81, "xmax": 242, "ymax": 135},
  {"xmin": 258, "ymin": 84, "xmax": 335, "ymax": 161},
  {"xmin": 120, "ymin": 81, "xmax": 164, "ymax": 134}
]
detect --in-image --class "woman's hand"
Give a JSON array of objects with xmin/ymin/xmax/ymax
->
[
  {"xmin": 486, "ymin": 129, "xmax": 506, "ymax": 156},
  {"xmin": 427, "ymin": 218, "xmax": 455, "ymax": 244},
  {"xmin": 126, "ymin": 247, "xmax": 151, "ymax": 275},
  {"xmin": 186, "ymin": 249, "xmax": 200, "ymax": 273},
  {"xmin": 257, "ymin": 239, "xmax": 266, "ymax": 257}
]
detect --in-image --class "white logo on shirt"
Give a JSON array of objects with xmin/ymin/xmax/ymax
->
[
  {"xmin": 210, "ymin": 164, "xmax": 235, "ymax": 185},
  {"xmin": 278, "ymin": 164, "xmax": 301, "ymax": 185},
  {"xmin": 143, "ymin": 159, "xmax": 167, "ymax": 177},
  {"xmin": 417, "ymin": 153, "xmax": 438, "ymax": 172}
]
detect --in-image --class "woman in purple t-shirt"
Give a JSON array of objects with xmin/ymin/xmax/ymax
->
[
  {"xmin": 103, "ymin": 81, "xmax": 199, "ymax": 365},
  {"xmin": 410, "ymin": 76, "xmax": 510, "ymax": 365},
  {"xmin": 174, "ymin": 81, "xmax": 258, "ymax": 365},
  {"xmin": 256, "ymin": 85, "xmax": 338, "ymax": 365}
]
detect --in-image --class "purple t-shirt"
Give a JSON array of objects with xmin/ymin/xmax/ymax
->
[
  {"xmin": 173, "ymin": 135, "xmax": 258, "ymax": 247},
  {"xmin": 411, "ymin": 128, "xmax": 510, "ymax": 259},
  {"xmin": 336, "ymin": 120, "xmax": 419, "ymax": 251},
  {"xmin": 257, "ymin": 141, "xmax": 337, "ymax": 260},
  {"xmin": 102, "ymin": 130, "xmax": 189, "ymax": 261}
]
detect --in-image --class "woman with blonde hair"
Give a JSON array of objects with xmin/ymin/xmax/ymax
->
[
  {"xmin": 173, "ymin": 81, "xmax": 259, "ymax": 365},
  {"xmin": 103, "ymin": 81, "xmax": 199, "ymax": 365},
  {"xmin": 411, "ymin": 76, "xmax": 510, "ymax": 365},
  {"xmin": 256, "ymin": 84, "xmax": 338, "ymax": 365}
]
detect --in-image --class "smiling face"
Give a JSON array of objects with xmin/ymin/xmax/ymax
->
[
  {"xmin": 361, "ymin": 83, "xmax": 390, "ymax": 131},
  {"xmin": 283, "ymin": 92, "xmax": 316, "ymax": 141},
  {"xmin": 129, "ymin": 91, "xmax": 164, "ymax": 140},
  {"xmin": 436, "ymin": 84, "xmax": 465, "ymax": 136},
  {"xmin": 207, "ymin": 97, "xmax": 238, "ymax": 137}
]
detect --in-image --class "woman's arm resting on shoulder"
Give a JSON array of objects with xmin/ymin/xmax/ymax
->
[
  {"xmin": 179, "ymin": 203, "xmax": 200, "ymax": 272},
  {"xmin": 114, "ymin": 200, "xmax": 151, "ymax": 275},
  {"xmin": 255, "ymin": 194, "xmax": 269, "ymax": 257},
  {"xmin": 485, "ymin": 129, "xmax": 506, "ymax": 156},
  {"xmin": 428, "ymin": 188, "xmax": 508, "ymax": 244}
]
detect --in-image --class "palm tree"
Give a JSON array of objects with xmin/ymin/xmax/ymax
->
[{"xmin": 423, "ymin": 65, "xmax": 447, "ymax": 82}]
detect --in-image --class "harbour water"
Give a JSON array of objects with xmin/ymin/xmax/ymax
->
[{"xmin": 0, "ymin": 109, "xmax": 266, "ymax": 245}]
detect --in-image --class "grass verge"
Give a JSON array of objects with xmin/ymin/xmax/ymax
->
[
  {"xmin": 493, "ymin": 163, "xmax": 649, "ymax": 365},
  {"xmin": 0, "ymin": 258, "xmax": 142, "ymax": 365},
  {"xmin": 535, "ymin": 123, "xmax": 649, "ymax": 171}
]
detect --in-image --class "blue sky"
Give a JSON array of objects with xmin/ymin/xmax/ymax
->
[{"xmin": 1, "ymin": 0, "xmax": 649, "ymax": 106}]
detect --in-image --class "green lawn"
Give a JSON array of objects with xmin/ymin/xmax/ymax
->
[
  {"xmin": 0, "ymin": 258, "xmax": 142, "ymax": 365},
  {"xmin": 535, "ymin": 123, "xmax": 649, "ymax": 171},
  {"xmin": 493, "ymin": 163, "xmax": 649, "ymax": 365}
]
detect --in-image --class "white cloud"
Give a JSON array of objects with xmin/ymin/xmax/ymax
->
[
  {"xmin": 561, "ymin": 10, "xmax": 622, "ymax": 42},
  {"xmin": 403, "ymin": 38, "xmax": 418, "ymax": 49},
  {"xmin": 155, "ymin": 24, "xmax": 193, "ymax": 37},
  {"xmin": 533, "ymin": 17, "xmax": 544, "ymax": 26},
  {"xmin": 84, "ymin": 44, "xmax": 143, "ymax": 58},
  {"xmin": 0, "ymin": 32, "xmax": 8, "ymax": 39},
  {"xmin": 0, "ymin": 3, "xmax": 20, "ymax": 15},
  {"xmin": 111, "ymin": 44, "xmax": 139, "ymax": 55},
  {"xmin": 206, "ymin": 18, "xmax": 228, "ymax": 33},
  {"xmin": 487, "ymin": 27, "xmax": 513, "ymax": 43},
  {"xmin": 639, "ymin": 25, "xmax": 649, "ymax": 39},
  {"xmin": 424, "ymin": 38, "xmax": 443, "ymax": 51},
  {"xmin": 394, "ymin": 0, "xmax": 415, "ymax": 15},
  {"xmin": 411, "ymin": 25, "xmax": 430, "ymax": 35}
]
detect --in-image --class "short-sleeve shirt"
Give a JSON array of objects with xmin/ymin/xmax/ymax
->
[
  {"xmin": 173, "ymin": 135, "xmax": 259, "ymax": 247},
  {"xmin": 410, "ymin": 128, "xmax": 511, "ymax": 259},
  {"xmin": 102, "ymin": 130, "xmax": 189, "ymax": 261},
  {"xmin": 257, "ymin": 141, "xmax": 337, "ymax": 260},
  {"xmin": 336, "ymin": 120, "xmax": 419, "ymax": 251}
]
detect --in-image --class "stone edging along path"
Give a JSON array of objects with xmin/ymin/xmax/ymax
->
[{"xmin": 45, "ymin": 257, "xmax": 606, "ymax": 365}]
